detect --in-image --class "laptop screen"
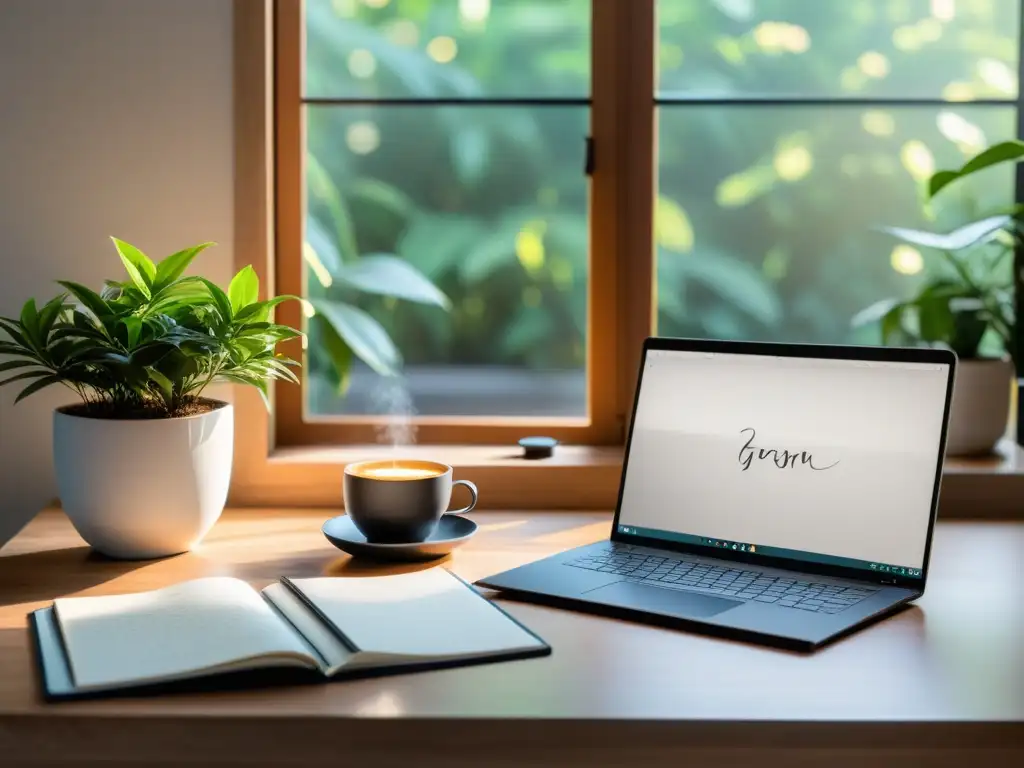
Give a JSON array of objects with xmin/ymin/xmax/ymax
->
[{"xmin": 616, "ymin": 348, "xmax": 952, "ymax": 579}]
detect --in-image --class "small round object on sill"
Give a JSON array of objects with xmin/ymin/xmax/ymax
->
[{"xmin": 518, "ymin": 436, "xmax": 558, "ymax": 460}]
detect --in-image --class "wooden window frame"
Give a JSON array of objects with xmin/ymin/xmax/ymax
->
[
  {"xmin": 270, "ymin": 0, "xmax": 654, "ymax": 448},
  {"xmin": 231, "ymin": 0, "xmax": 652, "ymax": 508}
]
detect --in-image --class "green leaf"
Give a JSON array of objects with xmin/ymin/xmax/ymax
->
[
  {"xmin": 0, "ymin": 340, "xmax": 30, "ymax": 356},
  {"xmin": 234, "ymin": 295, "xmax": 297, "ymax": 324},
  {"xmin": 228, "ymin": 265, "xmax": 259, "ymax": 314},
  {"xmin": 927, "ymin": 170, "xmax": 959, "ymax": 200},
  {"xmin": 916, "ymin": 295, "xmax": 956, "ymax": 343},
  {"xmin": 154, "ymin": 242, "xmax": 215, "ymax": 289},
  {"xmin": 46, "ymin": 338, "xmax": 83, "ymax": 366},
  {"xmin": 307, "ymin": 151, "xmax": 358, "ymax": 260},
  {"xmin": 147, "ymin": 275, "xmax": 213, "ymax": 309},
  {"xmin": 234, "ymin": 336, "xmax": 270, "ymax": 359},
  {"xmin": 119, "ymin": 316, "xmax": 142, "ymax": 348},
  {"xmin": 305, "ymin": 214, "xmax": 344, "ymax": 277},
  {"xmin": 0, "ymin": 359, "xmax": 41, "ymax": 374},
  {"xmin": 19, "ymin": 299, "xmax": 40, "ymax": 349},
  {"xmin": 851, "ymin": 297, "xmax": 901, "ymax": 328},
  {"xmin": 257, "ymin": 357, "xmax": 300, "ymax": 384},
  {"xmin": 57, "ymin": 281, "xmax": 113, "ymax": 322},
  {"xmin": 235, "ymin": 323, "xmax": 302, "ymax": 341},
  {"xmin": 960, "ymin": 140, "xmax": 1024, "ymax": 176},
  {"xmin": 335, "ymin": 255, "xmax": 450, "ymax": 309},
  {"xmin": 154, "ymin": 348, "xmax": 199, "ymax": 382},
  {"xmin": 881, "ymin": 303, "xmax": 907, "ymax": 345},
  {"xmin": 309, "ymin": 313, "xmax": 350, "ymax": 393},
  {"xmin": 951, "ymin": 309, "xmax": 989, "ymax": 357},
  {"xmin": 311, "ymin": 300, "xmax": 401, "ymax": 376},
  {"xmin": 219, "ymin": 373, "xmax": 270, "ymax": 409},
  {"xmin": 130, "ymin": 342, "xmax": 175, "ymax": 367},
  {"xmin": 37, "ymin": 295, "xmax": 69, "ymax": 342},
  {"xmin": 311, "ymin": 314, "xmax": 352, "ymax": 394},
  {"xmin": 0, "ymin": 369, "xmax": 54, "ymax": 388},
  {"xmin": 14, "ymin": 374, "xmax": 63, "ymax": 403},
  {"xmin": 348, "ymin": 177, "xmax": 415, "ymax": 225},
  {"xmin": 928, "ymin": 140, "xmax": 1024, "ymax": 199},
  {"xmin": 111, "ymin": 237, "xmax": 155, "ymax": 296},
  {"xmin": 106, "ymin": 358, "xmax": 150, "ymax": 390},
  {"xmin": 0, "ymin": 317, "xmax": 32, "ymax": 350},
  {"xmin": 51, "ymin": 321, "xmax": 106, "ymax": 343},
  {"xmin": 199, "ymin": 278, "xmax": 233, "ymax": 323},
  {"xmin": 883, "ymin": 215, "xmax": 1011, "ymax": 252},
  {"xmin": 147, "ymin": 368, "xmax": 175, "ymax": 403}
]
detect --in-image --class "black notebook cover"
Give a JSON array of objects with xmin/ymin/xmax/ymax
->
[{"xmin": 30, "ymin": 573, "xmax": 551, "ymax": 702}]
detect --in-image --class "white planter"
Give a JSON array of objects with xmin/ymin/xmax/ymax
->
[
  {"xmin": 945, "ymin": 358, "xmax": 1013, "ymax": 457},
  {"xmin": 53, "ymin": 400, "xmax": 233, "ymax": 559}
]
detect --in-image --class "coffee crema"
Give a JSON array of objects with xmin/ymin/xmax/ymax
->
[{"xmin": 347, "ymin": 460, "xmax": 447, "ymax": 481}]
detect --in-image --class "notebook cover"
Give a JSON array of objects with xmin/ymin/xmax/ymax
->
[{"xmin": 29, "ymin": 578, "xmax": 551, "ymax": 702}]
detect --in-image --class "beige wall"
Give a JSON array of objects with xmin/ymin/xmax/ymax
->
[{"xmin": 0, "ymin": 0, "xmax": 235, "ymax": 545}]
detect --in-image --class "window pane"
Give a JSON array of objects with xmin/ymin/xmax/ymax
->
[
  {"xmin": 658, "ymin": 0, "xmax": 1019, "ymax": 98},
  {"xmin": 305, "ymin": 105, "xmax": 588, "ymax": 417},
  {"xmin": 656, "ymin": 106, "xmax": 1015, "ymax": 348},
  {"xmin": 306, "ymin": 0, "xmax": 591, "ymax": 99}
]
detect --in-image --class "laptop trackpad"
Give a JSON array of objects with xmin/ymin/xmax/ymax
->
[{"xmin": 585, "ymin": 581, "xmax": 742, "ymax": 619}]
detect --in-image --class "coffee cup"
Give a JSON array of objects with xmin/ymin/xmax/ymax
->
[{"xmin": 343, "ymin": 459, "xmax": 478, "ymax": 543}]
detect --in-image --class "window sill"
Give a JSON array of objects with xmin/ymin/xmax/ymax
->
[
  {"xmin": 230, "ymin": 444, "xmax": 625, "ymax": 509},
  {"xmin": 229, "ymin": 441, "xmax": 1024, "ymax": 518},
  {"xmin": 939, "ymin": 438, "xmax": 1024, "ymax": 519}
]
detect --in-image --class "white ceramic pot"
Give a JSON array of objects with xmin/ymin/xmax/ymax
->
[
  {"xmin": 53, "ymin": 400, "xmax": 233, "ymax": 559},
  {"xmin": 945, "ymin": 358, "xmax": 1013, "ymax": 457}
]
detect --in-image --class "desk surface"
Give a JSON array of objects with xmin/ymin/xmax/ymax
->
[{"xmin": 1, "ymin": 509, "xmax": 1022, "ymax": 765}]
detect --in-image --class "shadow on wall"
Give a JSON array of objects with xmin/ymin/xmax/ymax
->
[{"xmin": 0, "ymin": 386, "xmax": 65, "ymax": 548}]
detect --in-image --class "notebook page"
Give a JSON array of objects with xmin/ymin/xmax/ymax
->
[
  {"xmin": 54, "ymin": 577, "xmax": 317, "ymax": 691},
  {"xmin": 287, "ymin": 570, "xmax": 543, "ymax": 659}
]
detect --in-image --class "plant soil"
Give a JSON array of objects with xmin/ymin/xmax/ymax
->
[{"xmin": 59, "ymin": 397, "xmax": 225, "ymax": 421}]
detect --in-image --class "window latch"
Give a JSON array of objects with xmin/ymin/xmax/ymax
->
[{"xmin": 585, "ymin": 136, "xmax": 595, "ymax": 176}]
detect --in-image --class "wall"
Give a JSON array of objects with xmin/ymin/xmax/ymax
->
[{"xmin": 0, "ymin": 0, "xmax": 234, "ymax": 546}]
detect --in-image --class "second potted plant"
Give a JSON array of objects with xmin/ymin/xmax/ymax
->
[{"xmin": 854, "ymin": 140, "xmax": 1023, "ymax": 456}]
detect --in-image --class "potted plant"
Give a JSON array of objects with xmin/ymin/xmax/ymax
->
[
  {"xmin": 0, "ymin": 238, "xmax": 301, "ymax": 559},
  {"xmin": 854, "ymin": 140, "xmax": 1024, "ymax": 456}
]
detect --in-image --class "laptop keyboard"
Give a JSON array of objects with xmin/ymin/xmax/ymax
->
[{"xmin": 565, "ymin": 546, "xmax": 878, "ymax": 614}]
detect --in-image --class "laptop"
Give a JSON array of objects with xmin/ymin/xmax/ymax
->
[{"xmin": 477, "ymin": 337, "xmax": 956, "ymax": 651}]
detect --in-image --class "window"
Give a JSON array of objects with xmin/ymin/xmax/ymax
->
[
  {"xmin": 274, "ymin": 0, "xmax": 1022, "ymax": 449},
  {"xmin": 276, "ymin": 0, "xmax": 622, "ymax": 446},
  {"xmin": 655, "ymin": 0, "xmax": 1019, "ymax": 351}
]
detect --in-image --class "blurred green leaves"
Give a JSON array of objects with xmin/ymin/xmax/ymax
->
[
  {"xmin": 659, "ymin": 247, "xmax": 783, "ymax": 332},
  {"xmin": 855, "ymin": 141, "xmax": 1023, "ymax": 360},
  {"xmin": 304, "ymin": 164, "xmax": 451, "ymax": 390},
  {"xmin": 928, "ymin": 140, "xmax": 1024, "ymax": 198},
  {"xmin": 311, "ymin": 299, "xmax": 401, "ymax": 377}
]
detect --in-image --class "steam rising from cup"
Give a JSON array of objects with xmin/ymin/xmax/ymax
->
[{"xmin": 372, "ymin": 376, "xmax": 418, "ymax": 451}]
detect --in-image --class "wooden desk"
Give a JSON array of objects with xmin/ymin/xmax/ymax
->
[{"xmin": 0, "ymin": 509, "xmax": 1021, "ymax": 767}]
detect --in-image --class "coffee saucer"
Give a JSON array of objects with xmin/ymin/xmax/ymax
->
[{"xmin": 321, "ymin": 514, "xmax": 478, "ymax": 562}]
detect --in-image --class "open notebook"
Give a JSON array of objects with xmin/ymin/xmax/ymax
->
[{"xmin": 30, "ymin": 568, "xmax": 549, "ymax": 700}]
